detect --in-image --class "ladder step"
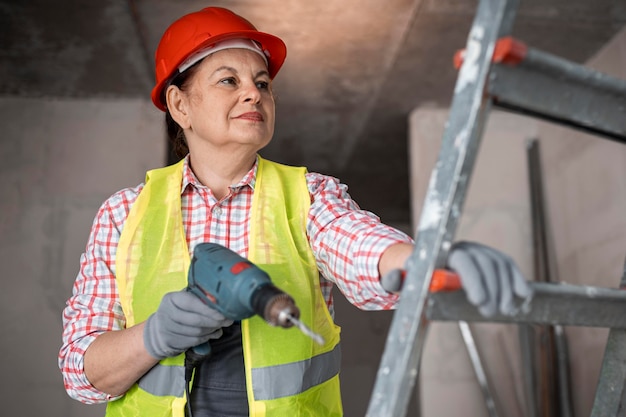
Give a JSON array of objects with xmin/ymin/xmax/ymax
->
[
  {"xmin": 489, "ymin": 40, "xmax": 626, "ymax": 143},
  {"xmin": 454, "ymin": 37, "xmax": 626, "ymax": 143},
  {"xmin": 427, "ymin": 282, "xmax": 626, "ymax": 328}
]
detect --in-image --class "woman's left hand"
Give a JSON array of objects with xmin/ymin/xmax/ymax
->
[
  {"xmin": 380, "ymin": 241, "xmax": 534, "ymax": 317},
  {"xmin": 447, "ymin": 241, "xmax": 533, "ymax": 317}
]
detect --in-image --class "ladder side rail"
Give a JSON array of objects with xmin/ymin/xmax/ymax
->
[
  {"xmin": 426, "ymin": 281, "xmax": 626, "ymax": 328},
  {"xmin": 365, "ymin": 0, "xmax": 519, "ymax": 416},
  {"xmin": 489, "ymin": 48, "xmax": 626, "ymax": 143},
  {"xmin": 590, "ymin": 258, "xmax": 626, "ymax": 416}
]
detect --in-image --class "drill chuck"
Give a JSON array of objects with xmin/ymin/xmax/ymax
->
[{"xmin": 251, "ymin": 285, "xmax": 300, "ymax": 327}]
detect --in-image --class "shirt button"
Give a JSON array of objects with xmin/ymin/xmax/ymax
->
[{"xmin": 213, "ymin": 206, "xmax": 222, "ymax": 216}]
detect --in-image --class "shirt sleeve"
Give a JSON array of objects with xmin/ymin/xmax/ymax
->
[
  {"xmin": 306, "ymin": 172, "xmax": 414, "ymax": 311},
  {"xmin": 58, "ymin": 186, "xmax": 141, "ymax": 404}
]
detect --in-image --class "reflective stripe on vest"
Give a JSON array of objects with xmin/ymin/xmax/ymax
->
[
  {"xmin": 252, "ymin": 343, "xmax": 342, "ymax": 400},
  {"xmin": 137, "ymin": 343, "xmax": 341, "ymax": 401},
  {"xmin": 137, "ymin": 364, "xmax": 185, "ymax": 397}
]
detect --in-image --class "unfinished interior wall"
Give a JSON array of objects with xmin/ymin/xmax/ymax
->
[
  {"xmin": 0, "ymin": 98, "xmax": 165, "ymax": 416},
  {"xmin": 409, "ymin": 27, "xmax": 626, "ymax": 417}
]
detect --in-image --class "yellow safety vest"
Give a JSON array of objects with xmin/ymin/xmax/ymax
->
[{"xmin": 107, "ymin": 157, "xmax": 343, "ymax": 417}]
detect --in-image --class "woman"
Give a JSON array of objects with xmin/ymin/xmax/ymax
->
[{"xmin": 59, "ymin": 7, "xmax": 531, "ymax": 417}]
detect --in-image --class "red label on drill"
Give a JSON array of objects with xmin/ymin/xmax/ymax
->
[{"xmin": 231, "ymin": 261, "xmax": 252, "ymax": 275}]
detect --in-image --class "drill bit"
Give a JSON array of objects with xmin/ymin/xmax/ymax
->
[
  {"xmin": 265, "ymin": 293, "xmax": 325, "ymax": 345},
  {"xmin": 287, "ymin": 313, "xmax": 325, "ymax": 345}
]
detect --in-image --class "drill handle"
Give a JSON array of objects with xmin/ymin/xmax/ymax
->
[
  {"xmin": 191, "ymin": 341, "xmax": 211, "ymax": 357},
  {"xmin": 185, "ymin": 342, "xmax": 211, "ymax": 381}
]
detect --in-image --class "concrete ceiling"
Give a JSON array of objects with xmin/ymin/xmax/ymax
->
[{"xmin": 2, "ymin": 0, "xmax": 625, "ymax": 224}]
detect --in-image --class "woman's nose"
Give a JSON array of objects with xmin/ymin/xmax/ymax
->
[{"xmin": 241, "ymin": 82, "xmax": 261, "ymax": 104}]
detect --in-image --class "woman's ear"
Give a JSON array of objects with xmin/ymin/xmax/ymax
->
[{"xmin": 166, "ymin": 85, "xmax": 191, "ymax": 129}]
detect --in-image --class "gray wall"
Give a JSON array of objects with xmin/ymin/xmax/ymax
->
[{"xmin": 0, "ymin": 99, "xmax": 164, "ymax": 416}]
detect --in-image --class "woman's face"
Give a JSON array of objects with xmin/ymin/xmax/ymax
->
[{"xmin": 180, "ymin": 48, "xmax": 275, "ymax": 152}]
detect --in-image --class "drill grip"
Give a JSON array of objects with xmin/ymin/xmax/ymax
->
[{"xmin": 185, "ymin": 342, "xmax": 211, "ymax": 382}]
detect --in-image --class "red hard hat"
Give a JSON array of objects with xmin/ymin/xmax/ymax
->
[{"xmin": 151, "ymin": 7, "xmax": 287, "ymax": 111}]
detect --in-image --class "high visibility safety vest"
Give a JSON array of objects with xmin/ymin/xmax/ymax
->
[{"xmin": 107, "ymin": 156, "xmax": 343, "ymax": 417}]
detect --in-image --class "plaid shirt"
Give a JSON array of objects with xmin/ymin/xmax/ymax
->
[{"xmin": 59, "ymin": 156, "xmax": 412, "ymax": 404}]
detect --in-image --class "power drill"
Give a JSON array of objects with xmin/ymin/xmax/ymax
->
[{"xmin": 186, "ymin": 243, "xmax": 323, "ymax": 362}]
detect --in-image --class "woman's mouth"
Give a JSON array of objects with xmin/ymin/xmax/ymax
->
[{"xmin": 235, "ymin": 112, "xmax": 264, "ymax": 121}]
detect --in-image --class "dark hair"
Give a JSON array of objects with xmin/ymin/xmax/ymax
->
[{"xmin": 163, "ymin": 64, "xmax": 202, "ymax": 159}]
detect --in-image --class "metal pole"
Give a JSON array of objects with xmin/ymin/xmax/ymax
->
[
  {"xmin": 591, "ymin": 258, "xmax": 626, "ymax": 416},
  {"xmin": 459, "ymin": 322, "xmax": 499, "ymax": 417}
]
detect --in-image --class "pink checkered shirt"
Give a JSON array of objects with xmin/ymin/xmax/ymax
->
[{"xmin": 59, "ymin": 156, "xmax": 412, "ymax": 403}]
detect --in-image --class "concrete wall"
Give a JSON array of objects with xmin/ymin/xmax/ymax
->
[
  {"xmin": 0, "ymin": 98, "xmax": 164, "ymax": 416},
  {"xmin": 409, "ymin": 27, "xmax": 626, "ymax": 417}
]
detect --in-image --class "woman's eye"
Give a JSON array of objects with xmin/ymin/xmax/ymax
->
[
  {"xmin": 256, "ymin": 81, "xmax": 269, "ymax": 90},
  {"xmin": 220, "ymin": 77, "xmax": 237, "ymax": 86}
]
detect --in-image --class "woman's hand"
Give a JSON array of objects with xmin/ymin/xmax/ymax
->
[
  {"xmin": 447, "ymin": 241, "xmax": 533, "ymax": 317},
  {"xmin": 144, "ymin": 290, "xmax": 234, "ymax": 360},
  {"xmin": 380, "ymin": 241, "xmax": 533, "ymax": 317}
]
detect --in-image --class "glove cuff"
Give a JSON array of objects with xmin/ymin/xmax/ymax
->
[{"xmin": 143, "ymin": 313, "xmax": 178, "ymax": 360}]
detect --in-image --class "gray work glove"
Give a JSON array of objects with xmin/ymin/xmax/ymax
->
[
  {"xmin": 380, "ymin": 241, "xmax": 533, "ymax": 317},
  {"xmin": 143, "ymin": 290, "xmax": 234, "ymax": 360},
  {"xmin": 447, "ymin": 241, "xmax": 533, "ymax": 317}
]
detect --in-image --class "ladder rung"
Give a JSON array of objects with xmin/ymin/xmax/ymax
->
[
  {"xmin": 427, "ymin": 282, "xmax": 626, "ymax": 328},
  {"xmin": 488, "ymin": 44, "xmax": 626, "ymax": 143}
]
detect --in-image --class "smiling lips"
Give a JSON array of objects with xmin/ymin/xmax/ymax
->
[{"xmin": 235, "ymin": 112, "xmax": 264, "ymax": 121}]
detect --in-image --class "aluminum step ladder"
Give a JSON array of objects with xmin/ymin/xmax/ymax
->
[{"xmin": 365, "ymin": 0, "xmax": 626, "ymax": 415}]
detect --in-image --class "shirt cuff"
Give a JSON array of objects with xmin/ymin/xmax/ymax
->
[
  {"xmin": 353, "ymin": 229, "xmax": 413, "ymax": 309},
  {"xmin": 62, "ymin": 333, "xmax": 123, "ymax": 404}
]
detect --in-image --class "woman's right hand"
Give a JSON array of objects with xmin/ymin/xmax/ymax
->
[{"xmin": 143, "ymin": 290, "xmax": 234, "ymax": 360}]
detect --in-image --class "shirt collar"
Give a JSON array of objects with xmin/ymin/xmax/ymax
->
[{"xmin": 180, "ymin": 154, "xmax": 259, "ymax": 195}]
